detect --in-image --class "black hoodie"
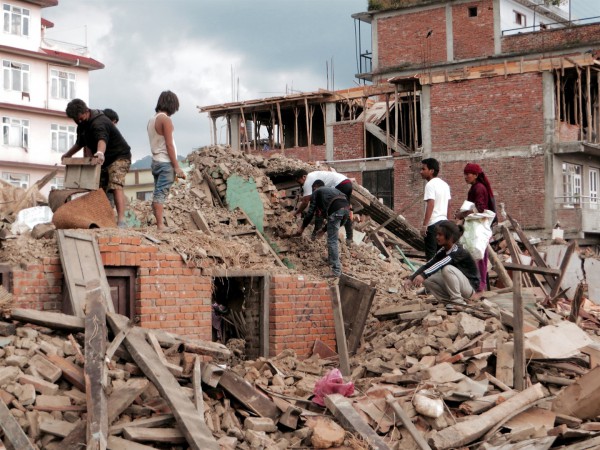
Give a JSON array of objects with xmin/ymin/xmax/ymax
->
[{"xmin": 75, "ymin": 109, "xmax": 131, "ymax": 167}]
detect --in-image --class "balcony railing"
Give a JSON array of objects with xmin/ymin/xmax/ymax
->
[{"xmin": 555, "ymin": 195, "xmax": 600, "ymax": 234}]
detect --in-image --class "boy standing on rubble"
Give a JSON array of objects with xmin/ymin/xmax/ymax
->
[
  {"xmin": 404, "ymin": 220, "xmax": 479, "ymax": 305},
  {"xmin": 148, "ymin": 91, "xmax": 186, "ymax": 231},
  {"xmin": 63, "ymin": 99, "xmax": 131, "ymax": 228},
  {"xmin": 420, "ymin": 158, "xmax": 451, "ymax": 260},
  {"xmin": 295, "ymin": 180, "xmax": 351, "ymax": 278}
]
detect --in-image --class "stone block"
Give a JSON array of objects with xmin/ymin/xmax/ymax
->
[
  {"xmin": 29, "ymin": 354, "xmax": 62, "ymax": 383},
  {"xmin": 35, "ymin": 395, "xmax": 71, "ymax": 409},
  {"xmin": 18, "ymin": 374, "xmax": 60, "ymax": 395},
  {"xmin": 244, "ymin": 417, "xmax": 277, "ymax": 432},
  {"xmin": 0, "ymin": 366, "xmax": 20, "ymax": 386}
]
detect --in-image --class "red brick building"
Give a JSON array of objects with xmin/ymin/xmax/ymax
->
[{"xmin": 200, "ymin": 0, "xmax": 600, "ymax": 241}]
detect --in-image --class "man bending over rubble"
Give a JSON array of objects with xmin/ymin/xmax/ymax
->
[
  {"xmin": 294, "ymin": 169, "xmax": 353, "ymax": 245},
  {"xmin": 63, "ymin": 99, "xmax": 132, "ymax": 228},
  {"xmin": 404, "ymin": 220, "xmax": 480, "ymax": 305},
  {"xmin": 294, "ymin": 180, "xmax": 350, "ymax": 278}
]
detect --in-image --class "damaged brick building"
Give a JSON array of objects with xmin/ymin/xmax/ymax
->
[{"xmin": 200, "ymin": 0, "xmax": 600, "ymax": 241}]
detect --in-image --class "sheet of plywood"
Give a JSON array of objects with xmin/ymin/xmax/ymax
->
[
  {"xmin": 57, "ymin": 230, "xmax": 115, "ymax": 317},
  {"xmin": 339, "ymin": 274, "xmax": 377, "ymax": 355}
]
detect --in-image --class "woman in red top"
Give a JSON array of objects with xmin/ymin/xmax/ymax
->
[{"xmin": 458, "ymin": 163, "xmax": 496, "ymax": 292}]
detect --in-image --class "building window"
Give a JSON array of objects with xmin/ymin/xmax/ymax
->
[
  {"xmin": 2, "ymin": 116, "xmax": 29, "ymax": 148},
  {"xmin": 562, "ymin": 163, "xmax": 582, "ymax": 205},
  {"xmin": 50, "ymin": 177, "xmax": 64, "ymax": 190},
  {"xmin": 362, "ymin": 169, "xmax": 394, "ymax": 209},
  {"xmin": 3, "ymin": 4, "xmax": 29, "ymax": 36},
  {"xmin": 51, "ymin": 124, "xmax": 76, "ymax": 152},
  {"xmin": 3, "ymin": 60, "xmax": 29, "ymax": 92},
  {"xmin": 136, "ymin": 191, "xmax": 153, "ymax": 201},
  {"xmin": 1, "ymin": 172, "xmax": 29, "ymax": 189},
  {"xmin": 590, "ymin": 168, "xmax": 598, "ymax": 210},
  {"xmin": 514, "ymin": 11, "xmax": 526, "ymax": 27},
  {"xmin": 468, "ymin": 6, "xmax": 478, "ymax": 17},
  {"xmin": 50, "ymin": 69, "xmax": 76, "ymax": 100}
]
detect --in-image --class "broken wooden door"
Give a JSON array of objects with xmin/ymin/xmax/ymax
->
[
  {"xmin": 339, "ymin": 274, "xmax": 377, "ymax": 355},
  {"xmin": 57, "ymin": 230, "xmax": 115, "ymax": 317}
]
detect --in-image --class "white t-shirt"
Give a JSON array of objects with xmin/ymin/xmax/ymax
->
[
  {"xmin": 302, "ymin": 171, "xmax": 348, "ymax": 197},
  {"xmin": 423, "ymin": 177, "xmax": 451, "ymax": 226}
]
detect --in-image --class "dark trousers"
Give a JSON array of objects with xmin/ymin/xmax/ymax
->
[
  {"xmin": 424, "ymin": 222, "xmax": 440, "ymax": 261},
  {"xmin": 335, "ymin": 181, "xmax": 353, "ymax": 242}
]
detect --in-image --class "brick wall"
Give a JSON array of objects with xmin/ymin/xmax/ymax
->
[
  {"xmin": 269, "ymin": 275, "xmax": 335, "ymax": 358},
  {"xmin": 452, "ymin": 0, "xmax": 495, "ymax": 60},
  {"xmin": 97, "ymin": 236, "xmax": 213, "ymax": 340},
  {"xmin": 394, "ymin": 155, "xmax": 547, "ymax": 230},
  {"xmin": 502, "ymin": 23, "xmax": 600, "ymax": 55},
  {"xmin": 431, "ymin": 73, "xmax": 545, "ymax": 152},
  {"xmin": 333, "ymin": 122, "xmax": 364, "ymax": 161},
  {"xmin": 8, "ymin": 236, "xmax": 337, "ymax": 358},
  {"xmin": 377, "ymin": 8, "xmax": 447, "ymax": 69}
]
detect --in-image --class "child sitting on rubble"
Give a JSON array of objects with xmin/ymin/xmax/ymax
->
[{"xmin": 403, "ymin": 220, "xmax": 480, "ymax": 305}]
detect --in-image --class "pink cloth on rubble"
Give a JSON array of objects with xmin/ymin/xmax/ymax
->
[{"xmin": 312, "ymin": 368, "xmax": 355, "ymax": 406}]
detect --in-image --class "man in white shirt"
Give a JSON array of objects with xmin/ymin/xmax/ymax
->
[{"xmin": 420, "ymin": 158, "xmax": 451, "ymax": 260}]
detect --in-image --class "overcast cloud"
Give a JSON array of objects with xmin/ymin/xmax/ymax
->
[{"xmin": 43, "ymin": 0, "xmax": 599, "ymax": 163}]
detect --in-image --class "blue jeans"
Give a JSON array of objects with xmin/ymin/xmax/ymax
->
[
  {"xmin": 151, "ymin": 161, "xmax": 175, "ymax": 204},
  {"xmin": 327, "ymin": 208, "xmax": 350, "ymax": 276}
]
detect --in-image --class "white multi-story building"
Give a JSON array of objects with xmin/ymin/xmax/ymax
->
[{"xmin": 0, "ymin": 0, "xmax": 103, "ymax": 196}]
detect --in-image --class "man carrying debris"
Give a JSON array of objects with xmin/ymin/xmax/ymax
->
[
  {"xmin": 404, "ymin": 220, "xmax": 479, "ymax": 305},
  {"xmin": 294, "ymin": 169, "xmax": 353, "ymax": 245},
  {"xmin": 295, "ymin": 180, "xmax": 350, "ymax": 278},
  {"xmin": 420, "ymin": 158, "xmax": 451, "ymax": 260},
  {"xmin": 63, "ymin": 99, "xmax": 131, "ymax": 228}
]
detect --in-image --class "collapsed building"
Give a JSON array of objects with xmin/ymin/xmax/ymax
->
[
  {"xmin": 199, "ymin": 0, "xmax": 600, "ymax": 242},
  {"xmin": 0, "ymin": 147, "xmax": 600, "ymax": 449}
]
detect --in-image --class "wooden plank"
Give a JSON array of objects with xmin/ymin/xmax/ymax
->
[
  {"xmin": 503, "ymin": 262, "xmax": 560, "ymax": 276},
  {"xmin": 507, "ymin": 215, "xmax": 555, "ymax": 290},
  {"xmin": 146, "ymin": 328, "xmax": 230, "ymax": 359},
  {"xmin": 105, "ymin": 322, "xmax": 131, "ymax": 362},
  {"xmin": 60, "ymin": 421, "xmax": 87, "ymax": 449},
  {"xmin": 193, "ymin": 357, "xmax": 205, "ymax": 415},
  {"xmin": 339, "ymin": 274, "xmax": 376, "ymax": 355},
  {"xmin": 0, "ymin": 397, "xmax": 35, "ymax": 450},
  {"xmin": 39, "ymin": 419, "xmax": 78, "ymax": 438},
  {"xmin": 44, "ymin": 353, "xmax": 86, "ymax": 392},
  {"xmin": 57, "ymin": 230, "xmax": 115, "ymax": 318},
  {"xmin": 325, "ymin": 394, "xmax": 391, "ymax": 450},
  {"xmin": 330, "ymin": 284, "xmax": 350, "ymax": 376},
  {"xmin": 190, "ymin": 211, "xmax": 213, "ymax": 235},
  {"xmin": 107, "ymin": 436, "xmax": 158, "ymax": 450},
  {"xmin": 386, "ymin": 394, "xmax": 432, "ymax": 450},
  {"xmin": 123, "ymin": 427, "xmax": 185, "ymax": 443},
  {"xmin": 147, "ymin": 332, "xmax": 183, "ymax": 377},
  {"xmin": 236, "ymin": 209, "xmax": 286, "ymax": 268},
  {"xmin": 549, "ymin": 241, "xmax": 577, "ymax": 300},
  {"xmin": 218, "ymin": 369, "xmax": 280, "ymax": 420},
  {"xmin": 85, "ymin": 285, "xmax": 108, "ymax": 450},
  {"xmin": 513, "ymin": 271, "xmax": 526, "ymax": 391},
  {"xmin": 373, "ymin": 302, "xmax": 432, "ymax": 320},
  {"xmin": 202, "ymin": 170, "xmax": 224, "ymax": 207},
  {"xmin": 10, "ymin": 308, "xmax": 84, "ymax": 332},
  {"xmin": 109, "ymin": 414, "xmax": 174, "ymax": 435},
  {"xmin": 107, "ymin": 378, "xmax": 149, "ymax": 424},
  {"xmin": 107, "ymin": 313, "xmax": 219, "ymax": 450}
]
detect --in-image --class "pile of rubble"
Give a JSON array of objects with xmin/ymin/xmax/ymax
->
[{"xmin": 2, "ymin": 145, "xmax": 600, "ymax": 449}]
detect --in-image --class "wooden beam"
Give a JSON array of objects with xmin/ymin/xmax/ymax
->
[
  {"xmin": 325, "ymin": 394, "xmax": 391, "ymax": 450},
  {"xmin": 85, "ymin": 286, "xmax": 108, "ymax": 450},
  {"xmin": 0, "ymin": 398, "xmax": 35, "ymax": 450},
  {"xmin": 192, "ymin": 357, "xmax": 205, "ymax": 416},
  {"xmin": 513, "ymin": 270, "xmax": 526, "ymax": 391},
  {"xmin": 503, "ymin": 262, "xmax": 560, "ymax": 276},
  {"xmin": 10, "ymin": 308, "xmax": 84, "ymax": 332},
  {"xmin": 549, "ymin": 240, "xmax": 577, "ymax": 299},
  {"xmin": 329, "ymin": 284, "xmax": 350, "ymax": 377},
  {"xmin": 386, "ymin": 394, "xmax": 432, "ymax": 450},
  {"xmin": 44, "ymin": 353, "xmax": 85, "ymax": 392},
  {"xmin": 106, "ymin": 313, "xmax": 219, "ymax": 450},
  {"xmin": 147, "ymin": 332, "xmax": 183, "ymax": 377},
  {"xmin": 108, "ymin": 378, "xmax": 150, "ymax": 424},
  {"xmin": 217, "ymin": 369, "xmax": 280, "ymax": 420}
]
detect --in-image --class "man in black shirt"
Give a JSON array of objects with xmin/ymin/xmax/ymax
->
[
  {"xmin": 404, "ymin": 220, "xmax": 479, "ymax": 304},
  {"xmin": 63, "ymin": 99, "xmax": 132, "ymax": 228},
  {"xmin": 295, "ymin": 180, "xmax": 350, "ymax": 277}
]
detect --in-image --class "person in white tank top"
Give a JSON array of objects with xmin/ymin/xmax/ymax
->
[{"xmin": 147, "ymin": 90, "xmax": 185, "ymax": 231}]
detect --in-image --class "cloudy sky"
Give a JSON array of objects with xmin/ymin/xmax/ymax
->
[
  {"xmin": 43, "ymin": 0, "xmax": 599, "ymax": 163},
  {"xmin": 44, "ymin": 0, "xmax": 367, "ymax": 162}
]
